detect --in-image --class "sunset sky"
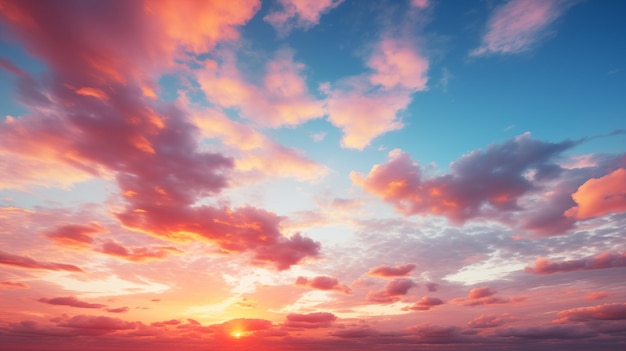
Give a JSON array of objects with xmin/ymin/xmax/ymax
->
[{"xmin": 1, "ymin": 0, "xmax": 626, "ymax": 350}]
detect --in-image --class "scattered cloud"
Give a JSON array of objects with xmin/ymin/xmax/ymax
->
[{"xmin": 264, "ymin": 0, "xmax": 343, "ymax": 34}]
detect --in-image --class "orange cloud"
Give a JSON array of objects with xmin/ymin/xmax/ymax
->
[{"xmin": 566, "ymin": 168, "xmax": 626, "ymax": 219}]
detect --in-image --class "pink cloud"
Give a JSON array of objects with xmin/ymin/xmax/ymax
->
[
  {"xmin": 58, "ymin": 315, "xmax": 137, "ymax": 331},
  {"xmin": 367, "ymin": 263, "xmax": 417, "ymax": 278},
  {"xmin": 468, "ymin": 313, "xmax": 514, "ymax": 328},
  {"xmin": 198, "ymin": 49, "xmax": 325, "ymax": 128},
  {"xmin": 566, "ymin": 168, "xmax": 626, "ymax": 219},
  {"xmin": 0, "ymin": 57, "xmax": 27, "ymax": 77},
  {"xmin": 189, "ymin": 103, "xmax": 328, "ymax": 183},
  {"xmin": 38, "ymin": 296, "xmax": 106, "ymax": 309},
  {"xmin": 525, "ymin": 252, "xmax": 626, "ymax": 274},
  {"xmin": 555, "ymin": 303, "xmax": 626, "ymax": 322},
  {"xmin": 326, "ymin": 37, "xmax": 428, "ymax": 150},
  {"xmin": 43, "ymin": 222, "xmax": 106, "ymax": 248},
  {"xmin": 264, "ymin": 0, "xmax": 343, "ymax": 34},
  {"xmin": 351, "ymin": 134, "xmax": 593, "ymax": 234},
  {"xmin": 329, "ymin": 326, "xmax": 379, "ymax": 338},
  {"xmin": 585, "ymin": 292, "xmax": 608, "ymax": 301},
  {"xmin": 295, "ymin": 275, "xmax": 352, "ymax": 294},
  {"xmin": 367, "ymin": 278, "xmax": 416, "ymax": 303},
  {"xmin": 96, "ymin": 240, "xmax": 182, "ymax": 262},
  {"xmin": 221, "ymin": 318, "xmax": 273, "ymax": 333},
  {"xmin": 105, "ymin": 307, "xmax": 130, "ymax": 314},
  {"xmin": 0, "ymin": 2, "xmax": 320, "ymax": 271},
  {"xmin": 471, "ymin": 0, "xmax": 571, "ymax": 56},
  {"xmin": 451, "ymin": 286, "xmax": 523, "ymax": 307},
  {"xmin": 0, "ymin": 280, "xmax": 29, "ymax": 289},
  {"xmin": 495, "ymin": 325, "xmax": 597, "ymax": 339},
  {"xmin": 0, "ymin": 250, "xmax": 84, "ymax": 272},
  {"xmin": 402, "ymin": 296, "xmax": 444, "ymax": 311},
  {"xmin": 146, "ymin": 0, "xmax": 261, "ymax": 55},
  {"xmin": 411, "ymin": 0, "xmax": 429, "ymax": 9},
  {"xmin": 284, "ymin": 312, "xmax": 337, "ymax": 329},
  {"xmin": 468, "ymin": 286, "xmax": 495, "ymax": 299}
]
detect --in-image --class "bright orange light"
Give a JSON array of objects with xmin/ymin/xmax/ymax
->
[{"xmin": 231, "ymin": 331, "xmax": 242, "ymax": 339}]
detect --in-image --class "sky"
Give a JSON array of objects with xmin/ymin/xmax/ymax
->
[{"xmin": 0, "ymin": 0, "xmax": 625, "ymax": 350}]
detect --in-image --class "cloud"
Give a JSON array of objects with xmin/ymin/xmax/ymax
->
[
  {"xmin": 38, "ymin": 296, "xmax": 106, "ymax": 309},
  {"xmin": 326, "ymin": 37, "xmax": 428, "ymax": 150},
  {"xmin": 264, "ymin": 0, "xmax": 343, "ymax": 34},
  {"xmin": 555, "ymin": 303, "xmax": 626, "ymax": 323},
  {"xmin": 367, "ymin": 263, "xmax": 417, "ymax": 278},
  {"xmin": 0, "ymin": 250, "xmax": 84, "ymax": 272},
  {"xmin": 471, "ymin": 0, "xmax": 572, "ymax": 56},
  {"xmin": 566, "ymin": 168, "xmax": 626, "ymax": 219},
  {"xmin": 189, "ymin": 103, "xmax": 328, "ymax": 183},
  {"xmin": 525, "ymin": 252, "xmax": 626, "ymax": 274},
  {"xmin": 198, "ymin": 48, "xmax": 325, "ymax": 128},
  {"xmin": 585, "ymin": 292, "xmax": 608, "ymax": 301},
  {"xmin": 221, "ymin": 318, "xmax": 273, "ymax": 333},
  {"xmin": 367, "ymin": 278, "xmax": 416, "ymax": 303},
  {"xmin": 351, "ymin": 133, "xmax": 596, "ymax": 234},
  {"xmin": 0, "ymin": 281, "xmax": 29, "ymax": 289},
  {"xmin": 495, "ymin": 325, "xmax": 597, "ymax": 339},
  {"xmin": 0, "ymin": 0, "xmax": 320, "ymax": 271},
  {"xmin": 284, "ymin": 312, "xmax": 337, "ymax": 329},
  {"xmin": 96, "ymin": 240, "xmax": 182, "ymax": 262},
  {"xmin": 451, "ymin": 286, "xmax": 523, "ymax": 306},
  {"xmin": 295, "ymin": 275, "xmax": 352, "ymax": 294},
  {"xmin": 58, "ymin": 315, "xmax": 137, "ymax": 331},
  {"xmin": 329, "ymin": 326, "xmax": 379, "ymax": 338},
  {"xmin": 105, "ymin": 307, "xmax": 130, "ymax": 314},
  {"xmin": 42, "ymin": 222, "xmax": 106, "ymax": 248},
  {"xmin": 406, "ymin": 323, "xmax": 462, "ymax": 339},
  {"xmin": 402, "ymin": 296, "xmax": 444, "ymax": 311},
  {"xmin": 468, "ymin": 313, "xmax": 514, "ymax": 328}
]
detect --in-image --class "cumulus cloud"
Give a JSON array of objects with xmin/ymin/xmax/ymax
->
[
  {"xmin": 402, "ymin": 296, "xmax": 444, "ymax": 311},
  {"xmin": 471, "ymin": 0, "xmax": 573, "ymax": 56},
  {"xmin": 0, "ymin": 0, "xmax": 320, "ymax": 271},
  {"xmin": 198, "ymin": 48, "xmax": 325, "ymax": 128},
  {"xmin": 326, "ymin": 37, "xmax": 428, "ymax": 150},
  {"xmin": 555, "ymin": 303, "xmax": 626, "ymax": 323},
  {"xmin": 367, "ymin": 263, "xmax": 417, "ymax": 278},
  {"xmin": 367, "ymin": 278, "xmax": 416, "ymax": 303},
  {"xmin": 38, "ymin": 296, "xmax": 106, "ymax": 309},
  {"xmin": 468, "ymin": 313, "xmax": 514, "ymax": 328},
  {"xmin": 295, "ymin": 275, "xmax": 352, "ymax": 294},
  {"xmin": 451, "ymin": 286, "xmax": 523, "ymax": 307},
  {"xmin": 0, "ymin": 250, "xmax": 84, "ymax": 273},
  {"xmin": 566, "ymin": 168, "xmax": 626, "ymax": 219},
  {"xmin": 284, "ymin": 312, "xmax": 337, "ymax": 329},
  {"xmin": 525, "ymin": 252, "xmax": 626, "ymax": 274},
  {"xmin": 352, "ymin": 134, "xmax": 574, "ymax": 224},
  {"xmin": 264, "ymin": 0, "xmax": 343, "ymax": 34}
]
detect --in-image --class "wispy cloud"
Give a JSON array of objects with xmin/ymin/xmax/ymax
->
[{"xmin": 471, "ymin": 0, "xmax": 573, "ymax": 56}]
